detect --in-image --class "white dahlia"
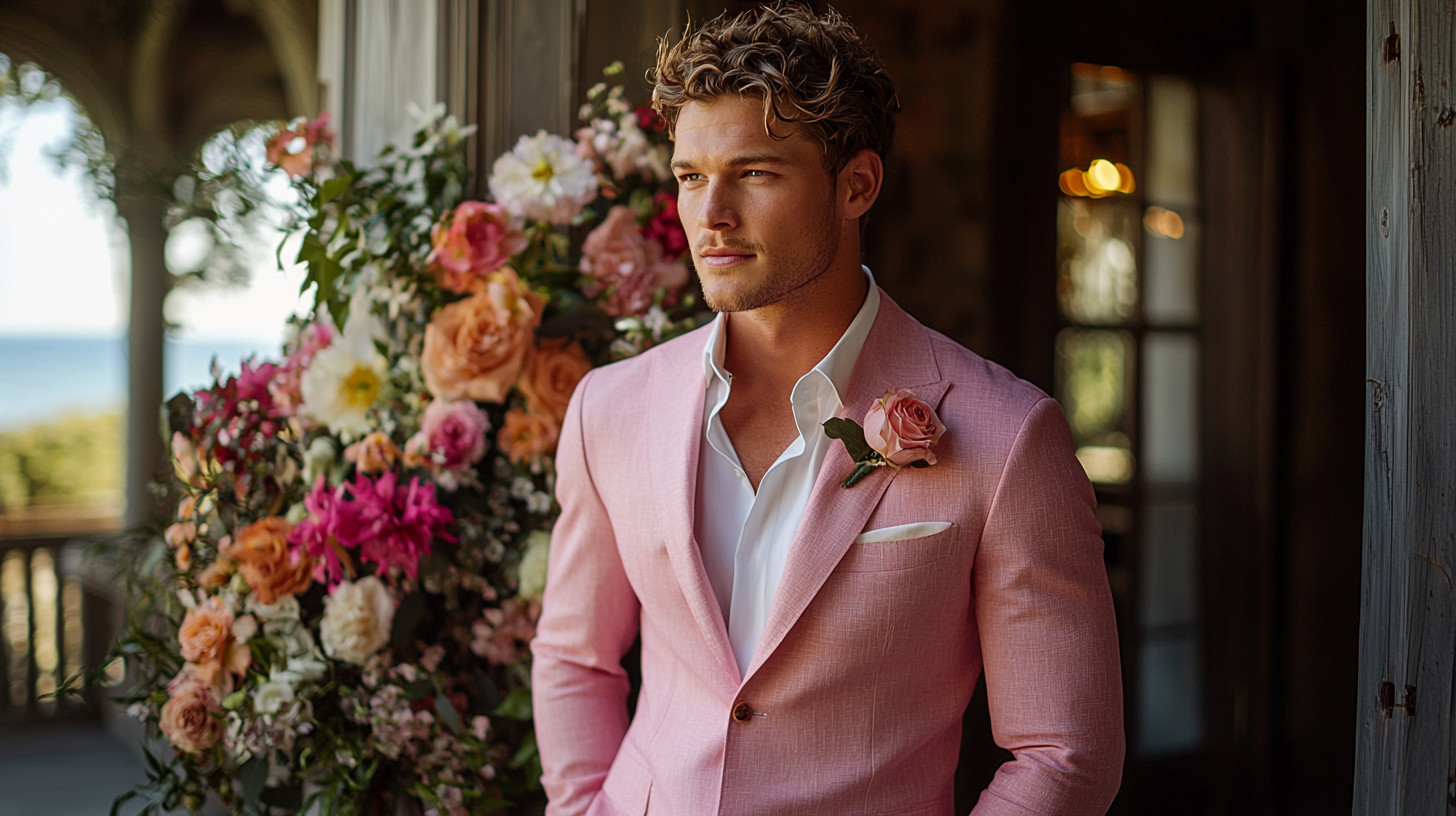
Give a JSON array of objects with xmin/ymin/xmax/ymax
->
[
  {"xmin": 488, "ymin": 130, "xmax": 598, "ymax": 225},
  {"xmin": 299, "ymin": 312, "xmax": 388, "ymax": 438}
]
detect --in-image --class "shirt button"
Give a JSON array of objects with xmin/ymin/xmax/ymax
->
[
  {"xmin": 735, "ymin": 468, "xmax": 745, "ymax": 479},
  {"xmin": 731, "ymin": 702, "xmax": 754, "ymax": 723}
]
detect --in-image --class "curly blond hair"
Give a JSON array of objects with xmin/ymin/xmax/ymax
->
[{"xmin": 650, "ymin": 3, "xmax": 899, "ymax": 175}]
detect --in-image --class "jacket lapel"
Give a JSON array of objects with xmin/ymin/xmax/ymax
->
[
  {"xmin": 742, "ymin": 293, "xmax": 949, "ymax": 684},
  {"xmin": 645, "ymin": 331, "xmax": 740, "ymax": 686}
]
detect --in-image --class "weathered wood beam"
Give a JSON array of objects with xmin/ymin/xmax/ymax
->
[{"xmin": 1357, "ymin": 0, "xmax": 1456, "ymax": 812}]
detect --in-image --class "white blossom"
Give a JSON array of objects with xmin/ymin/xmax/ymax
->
[
  {"xmin": 319, "ymin": 577, "xmax": 394, "ymax": 666},
  {"xmin": 488, "ymin": 130, "xmax": 598, "ymax": 224}
]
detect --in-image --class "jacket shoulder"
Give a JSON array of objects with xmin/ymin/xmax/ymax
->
[
  {"xmin": 574, "ymin": 323, "xmax": 710, "ymax": 416},
  {"xmin": 925, "ymin": 328, "xmax": 1050, "ymax": 422}
]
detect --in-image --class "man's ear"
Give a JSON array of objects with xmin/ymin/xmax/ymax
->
[{"xmin": 839, "ymin": 149, "xmax": 884, "ymax": 221}]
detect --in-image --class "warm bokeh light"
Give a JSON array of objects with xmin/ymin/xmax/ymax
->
[
  {"xmin": 1144, "ymin": 205, "xmax": 1186, "ymax": 239},
  {"xmin": 1060, "ymin": 159, "xmax": 1137, "ymax": 199}
]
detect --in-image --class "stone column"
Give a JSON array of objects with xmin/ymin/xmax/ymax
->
[{"xmin": 120, "ymin": 196, "xmax": 168, "ymax": 528}]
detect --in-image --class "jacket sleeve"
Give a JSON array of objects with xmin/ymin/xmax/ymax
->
[
  {"xmin": 970, "ymin": 397, "xmax": 1125, "ymax": 816},
  {"xmin": 531, "ymin": 369, "xmax": 642, "ymax": 816}
]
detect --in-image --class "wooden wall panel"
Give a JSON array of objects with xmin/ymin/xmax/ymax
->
[{"xmin": 1357, "ymin": 0, "xmax": 1456, "ymax": 812}]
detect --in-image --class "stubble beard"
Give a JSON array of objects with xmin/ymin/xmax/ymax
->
[{"xmin": 700, "ymin": 204, "xmax": 840, "ymax": 314}]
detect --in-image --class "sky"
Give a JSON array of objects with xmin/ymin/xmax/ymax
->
[{"xmin": 0, "ymin": 96, "xmax": 311, "ymax": 345}]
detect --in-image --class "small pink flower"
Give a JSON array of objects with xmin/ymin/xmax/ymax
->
[
  {"xmin": 270, "ymin": 322, "xmax": 334, "ymax": 417},
  {"xmin": 862, "ymin": 388, "xmax": 946, "ymax": 468},
  {"xmin": 427, "ymin": 202, "xmax": 528, "ymax": 294},
  {"xmin": 404, "ymin": 400, "xmax": 490, "ymax": 477},
  {"xmin": 580, "ymin": 205, "xmax": 689, "ymax": 317},
  {"xmin": 266, "ymin": 112, "xmax": 335, "ymax": 179}
]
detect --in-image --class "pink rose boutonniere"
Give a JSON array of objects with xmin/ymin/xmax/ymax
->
[{"xmin": 824, "ymin": 388, "xmax": 946, "ymax": 488}]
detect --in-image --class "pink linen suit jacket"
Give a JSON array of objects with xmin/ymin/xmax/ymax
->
[{"xmin": 531, "ymin": 290, "xmax": 1124, "ymax": 816}]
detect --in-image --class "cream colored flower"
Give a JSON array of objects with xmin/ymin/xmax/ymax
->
[
  {"xmin": 319, "ymin": 576, "xmax": 394, "ymax": 666},
  {"xmin": 516, "ymin": 530, "xmax": 551, "ymax": 603},
  {"xmin": 488, "ymin": 130, "xmax": 598, "ymax": 224},
  {"xmin": 252, "ymin": 681, "xmax": 296, "ymax": 715},
  {"xmin": 300, "ymin": 315, "xmax": 388, "ymax": 437}
]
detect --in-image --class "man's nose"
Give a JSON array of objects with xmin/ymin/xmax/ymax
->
[{"xmin": 696, "ymin": 180, "xmax": 739, "ymax": 232}]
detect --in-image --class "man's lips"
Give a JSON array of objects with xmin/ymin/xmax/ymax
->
[{"xmin": 697, "ymin": 249, "xmax": 756, "ymax": 268}]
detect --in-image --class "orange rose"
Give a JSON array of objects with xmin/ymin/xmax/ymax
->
[
  {"xmin": 225, "ymin": 517, "xmax": 314, "ymax": 605},
  {"xmin": 177, "ymin": 596, "xmax": 251, "ymax": 683},
  {"xmin": 518, "ymin": 338, "xmax": 592, "ymax": 423},
  {"xmin": 343, "ymin": 432, "xmax": 401, "ymax": 475},
  {"xmin": 198, "ymin": 555, "xmax": 235, "ymax": 589},
  {"xmin": 498, "ymin": 408, "xmax": 560, "ymax": 464},
  {"xmin": 421, "ymin": 268, "xmax": 544, "ymax": 403}
]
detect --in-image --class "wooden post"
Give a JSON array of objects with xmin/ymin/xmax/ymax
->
[{"xmin": 1358, "ymin": 0, "xmax": 1456, "ymax": 812}]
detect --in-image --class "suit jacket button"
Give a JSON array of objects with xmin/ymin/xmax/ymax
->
[{"xmin": 732, "ymin": 702, "xmax": 754, "ymax": 723}]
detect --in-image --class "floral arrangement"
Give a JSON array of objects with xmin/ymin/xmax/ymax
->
[{"xmin": 105, "ymin": 67, "xmax": 698, "ymax": 816}]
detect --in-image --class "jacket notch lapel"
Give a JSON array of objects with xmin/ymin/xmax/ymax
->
[
  {"xmin": 645, "ymin": 345, "xmax": 740, "ymax": 684},
  {"xmin": 741, "ymin": 295, "xmax": 950, "ymax": 683}
]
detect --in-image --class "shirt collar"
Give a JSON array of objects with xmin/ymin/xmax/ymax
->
[{"xmin": 701, "ymin": 266, "xmax": 881, "ymax": 405}]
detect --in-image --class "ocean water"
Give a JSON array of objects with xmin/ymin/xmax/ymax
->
[{"xmin": 0, "ymin": 335, "xmax": 283, "ymax": 430}]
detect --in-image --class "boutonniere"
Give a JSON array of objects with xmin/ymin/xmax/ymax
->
[{"xmin": 823, "ymin": 388, "xmax": 947, "ymax": 488}]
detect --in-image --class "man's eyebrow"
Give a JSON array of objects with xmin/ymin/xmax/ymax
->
[{"xmin": 670, "ymin": 153, "xmax": 793, "ymax": 171}]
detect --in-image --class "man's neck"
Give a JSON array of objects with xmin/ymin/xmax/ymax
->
[{"xmin": 720, "ymin": 261, "xmax": 869, "ymax": 392}]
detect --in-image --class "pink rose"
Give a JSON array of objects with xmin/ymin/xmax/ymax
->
[
  {"xmin": 862, "ymin": 388, "xmax": 946, "ymax": 468},
  {"xmin": 580, "ymin": 205, "xmax": 689, "ymax": 317},
  {"xmin": 404, "ymin": 399, "xmax": 490, "ymax": 475},
  {"xmin": 427, "ymin": 202, "xmax": 528, "ymax": 294},
  {"xmin": 160, "ymin": 666, "xmax": 226, "ymax": 753},
  {"xmin": 265, "ymin": 112, "xmax": 334, "ymax": 179}
]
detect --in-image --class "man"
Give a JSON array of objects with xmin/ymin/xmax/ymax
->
[{"xmin": 531, "ymin": 5, "xmax": 1124, "ymax": 815}]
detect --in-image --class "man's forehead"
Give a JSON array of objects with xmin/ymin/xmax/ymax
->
[{"xmin": 672, "ymin": 97, "xmax": 813, "ymax": 164}]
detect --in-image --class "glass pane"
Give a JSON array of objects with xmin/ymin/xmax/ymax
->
[
  {"xmin": 1141, "ymin": 332, "xmax": 1199, "ymax": 484},
  {"xmin": 1145, "ymin": 76, "xmax": 1198, "ymax": 209},
  {"xmin": 1057, "ymin": 199, "xmax": 1140, "ymax": 325},
  {"xmin": 1143, "ymin": 213, "xmax": 1199, "ymax": 326},
  {"xmin": 1140, "ymin": 499, "xmax": 1198, "ymax": 629},
  {"xmin": 1138, "ymin": 635, "xmax": 1203, "ymax": 755},
  {"xmin": 1056, "ymin": 328, "xmax": 1135, "ymax": 483}
]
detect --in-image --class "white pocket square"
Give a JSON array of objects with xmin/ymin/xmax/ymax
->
[{"xmin": 853, "ymin": 522, "xmax": 953, "ymax": 544}]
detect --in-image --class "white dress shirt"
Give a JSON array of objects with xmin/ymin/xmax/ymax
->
[{"xmin": 694, "ymin": 268, "xmax": 881, "ymax": 676}]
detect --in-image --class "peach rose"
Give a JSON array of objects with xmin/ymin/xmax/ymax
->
[
  {"xmin": 344, "ymin": 432, "xmax": 401, "ymax": 475},
  {"xmin": 498, "ymin": 408, "xmax": 560, "ymax": 464},
  {"xmin": 198, "ymin": 555, "xmax": 235, "ymax": 589},
  {"xmin": 427, "ymin": 201, "xmax": 528, "ymax": 293},
  {"xmin": 422, "ymin": 268, "xmax": 544, "ymax": 403},
  {"xmin": 224, "ymin": 517, "xmax": 315, "ymax": 605},
  {"xmin": 160, "ymin": 666, "xmax": 225, "ymax": 753},
  {"xmin": 518, "ymin": 338, "xmax": 592, "ymax": 423},
  {"xmin": 177, "ymin": 596, "xmax": 251, "ymax": 684},
  {"xmin": 863, "ymin": 388, "xmax": 946, "ymax": 468}
]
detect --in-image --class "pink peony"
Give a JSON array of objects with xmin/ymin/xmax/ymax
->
[
  {"xmin": 427, "ymin": 202, "xmax": 528, "ymax": 294},
  {"xmin": 580, "ymin": 205, "xmax": 689, "ymax": 317},
  {"xmin": 266, "ymin": 112, "xmax": 335, "ymax": 178},
  {"xmin": 862, "ymin": 388, "xmax": 947, "ymax": 468},
  {"xmin": 404, "ymin": 400, "xmax": 490, "ymax": 477}
]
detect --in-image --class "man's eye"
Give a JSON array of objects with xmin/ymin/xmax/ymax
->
[
  {"xmin": 743, "ymin": 170, "xmax": 770, "ymax": 177},
  {"xmin": 677, "ymin": 173, "xmax": 703, "ymax": 183}
]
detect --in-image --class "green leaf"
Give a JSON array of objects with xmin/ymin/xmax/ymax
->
[
  {"xmin": 509, "ymin": 732, "xmax": 539, "ymax": 769},
  {"xmin": 221, "ymin": 689, "xmax": 247, "ymax": 710},
  {"xmin": 238, "ymin": 756, "xmax": 268, "ymax": 811},
  {"xmin": 823, "ymin": 417, "xmax": 875, "ymax": 462},
  {"xmin": 492, "ymin": 687, "xmax": 533, "ymax": 721},
  {"xmin": 315, "ymin": 174, "xmax": 354, "ymax": 206},
  {"xmin": 434, "ymin": 692, "xmax": 462, "ymax": 733}
]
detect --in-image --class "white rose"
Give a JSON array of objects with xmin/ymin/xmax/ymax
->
[
  {"xmin": 517, "ymin": 530, "xmax": 551, "ymax": 603},
  {"xmin": 247, "ymin": 595, "xmax": 301, "ymax": 622},
  {"xmin": 319, "ymin": 576, "xmax": 394, "ymax": 666},
  {"xmin": 252, "ymin": 681, "xmax": 295, "ymax": 715}
]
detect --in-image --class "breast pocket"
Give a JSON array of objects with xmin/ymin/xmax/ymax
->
[{"xmin": 835, "ymin": 524, "xmax": 958, "ymax": 573}]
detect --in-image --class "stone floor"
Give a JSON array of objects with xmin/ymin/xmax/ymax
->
[{"xmin": 0, "ymin": 718, "xmax": 146, "ymax": 816}]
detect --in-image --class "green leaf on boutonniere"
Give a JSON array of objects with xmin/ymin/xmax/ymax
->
[
  {"xmin": 823, "ymin": 417, "xmax": 874, "ymax": 461},
  {"xmin": 824, "ymin": 417, "xmax": 888, "ymax": 488}
]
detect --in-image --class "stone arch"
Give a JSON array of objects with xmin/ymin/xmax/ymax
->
[{"xmin": 0, "ymin": 9, "xmax": 128, "ymax": 153}]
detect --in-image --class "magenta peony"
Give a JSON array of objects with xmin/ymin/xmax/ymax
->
[
  {"xmin": 427, "ymin": 201, "xmax": 528, "ymax": 294},
  {"xmin": 580, "ymin": 205, "xmax": 689, "ymax": 317},
  {"xmin": 289, "ymin": 472, "xmax": 456, "ymax": 584},
  {"xmin": 644, "ymin": 192, "xmax": 688, "ymax": 261},
  {"xmin": 290, "ymin": 476, "xmax": 368, "ymax": 585},
  {"xmin": 404, "ymin": 399, "xmax": 490, "ymax": 477}
]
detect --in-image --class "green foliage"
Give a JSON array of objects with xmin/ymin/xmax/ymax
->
[{"xmin": 0, "ymin": 412, "xmax": 123, "ymax": 511}]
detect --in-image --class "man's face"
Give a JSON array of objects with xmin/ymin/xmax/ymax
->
[{"xmin": 671, "ymin": 95, "xmax": 842, "ymax": 313}]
